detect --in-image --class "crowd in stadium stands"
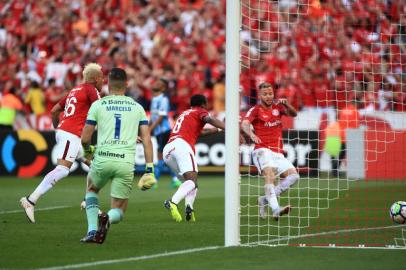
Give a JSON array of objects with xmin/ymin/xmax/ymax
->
[{"xmin": 0, "ymin": 0, "xmax": 405, "ymax": 129}]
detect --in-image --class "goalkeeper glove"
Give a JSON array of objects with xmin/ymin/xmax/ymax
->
[
  {"xmin": 83, "ymin": 145, "xmax": 95, "ymax": 160},
  {"xmin": 138, "ymin": 163, "xmax": 156, "ymax": 191}
]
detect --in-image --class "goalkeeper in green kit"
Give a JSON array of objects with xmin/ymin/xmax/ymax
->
[{"xmin": 80, "ymin": 67, "xmax": 156, "ymax": 244}]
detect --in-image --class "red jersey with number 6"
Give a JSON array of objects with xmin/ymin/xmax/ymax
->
[
  {"xmin": 57, "ymin": 83, "xmax": 100, "ymax": 137},
  {"xmin": 244, "ymin": 103, "xmax": 286, "ymax": 153},
  {"xmin": 168, "ymin": 107, "xmax": 209, "ymax": 151}
]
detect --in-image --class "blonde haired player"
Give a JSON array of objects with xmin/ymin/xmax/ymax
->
[
  {"xmin": 241, "ymin": 82, "xmax": 299, "ymax": 220},
  {"xmin": 20, "ymin": 63, "xmax": 104, "ymax": 223}
]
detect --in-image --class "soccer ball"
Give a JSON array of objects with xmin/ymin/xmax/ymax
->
[{"xmin": 389, "ymin": 201, "xmax": 406, "ymax": 224}]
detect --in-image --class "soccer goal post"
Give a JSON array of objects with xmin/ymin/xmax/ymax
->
[{"xmin": 225, "ymin": 0, "xmax": 241, "ymax": 247}]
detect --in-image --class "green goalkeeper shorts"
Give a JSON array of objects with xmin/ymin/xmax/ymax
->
[{"xmin": 88, "ymin": 159, "xmax": 134, "ymax": 199}]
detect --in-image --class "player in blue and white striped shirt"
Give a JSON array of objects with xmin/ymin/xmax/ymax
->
[{"xmin": 149, "ymin": 78, "xmax": 181, "ymax": 188}]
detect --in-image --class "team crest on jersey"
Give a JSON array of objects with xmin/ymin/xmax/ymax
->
[{"xmin": 272, "ymin": 109, "xmax": 279, "ymax": 116}]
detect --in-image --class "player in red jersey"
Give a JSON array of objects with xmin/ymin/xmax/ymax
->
[
  {"xmin": 163, "ymin": 94, "xmax": 225, "ymax": 222},
  {"xmin": 241, "ymin": 82, "xmax": 299, "ymax": 220},
  {"xmin": 20, "ymin": 63, "xmax": 104, "ymax": 223}
]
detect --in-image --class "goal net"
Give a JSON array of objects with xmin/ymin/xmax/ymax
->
[{"xmin": 238, "ymin": 0, "xmax": 406, "ymax": 248}]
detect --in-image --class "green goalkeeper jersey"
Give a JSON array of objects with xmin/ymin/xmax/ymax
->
[{"xmin": 86, "ymin": 95, "xmax": 148, "ymax": 164}]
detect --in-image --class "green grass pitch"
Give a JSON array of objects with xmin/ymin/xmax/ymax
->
[{"xmin": 0, "ymin": 175, "xmax": 405, "ymax": 270}]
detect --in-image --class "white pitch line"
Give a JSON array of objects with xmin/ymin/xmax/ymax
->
[
  {"xmin": 0, "ymin": 205, "xmax": 71, "ymax": 214},
  {"xmin": 35, "ymin": 246, "xmax": 222, "ymax": 270}
]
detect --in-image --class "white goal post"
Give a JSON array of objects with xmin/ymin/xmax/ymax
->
[{"xmin": 225, "ymin": 0, "xmax": 241, "ymax": 247}]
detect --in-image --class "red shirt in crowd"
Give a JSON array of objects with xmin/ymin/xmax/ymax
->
[
  {"xmin": 338, "ymin": 103, "xmax": 360, "ymax": 142},
  {"xmin": 45, "ymin": 85, "xmax": 64, "ymax": 112},
  {"xmin": 244, "ymin": 103, "xmax": 286, "ymax": 153},
  {"xmin": 57, "ymin": 83, "xmax": 100, "ymax": 137},
  {"xmin": 313, "ymin": 78, "xmax": 333, "ymax": 108},
  {"xmin": 394, "ymin": 90, "xmax": 406, "ymax": 112},
  {"xmin": 298, "ymin": 81, "xmax": 316, "ymax": 108},
  {"xmin": 168, "ymin": 106, "xmax": 209, "ymax": 151}
]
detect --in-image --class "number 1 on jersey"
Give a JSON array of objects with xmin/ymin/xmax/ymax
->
[{"xmin": 114, "ymin": 114, "xmax": 122, "ymax": 139}]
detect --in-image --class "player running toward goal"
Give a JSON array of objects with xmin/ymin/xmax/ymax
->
[
  {"xmin": 163, "ymin": 94, "xmax": 225, "ymax": 222},
  {"xmin": 20, "ymin": 63, "xmax": 103, "ymax": 223},
  {"xmin": 241, "ymin": 82, "xmax": 300, "ymax": 220},
  {"xmin": 80, "ymin": 67, "xmax": 155, "ymax": 243}
]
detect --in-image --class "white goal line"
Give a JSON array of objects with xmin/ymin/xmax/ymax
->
[{"xmin": 246, "ymin": 224, "xmax": 406, "ymax": 246}]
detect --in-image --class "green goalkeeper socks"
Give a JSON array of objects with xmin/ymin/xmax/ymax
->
[
  {"xmin": 85, "ymin": 192, "xmax": 99, "ymax": 233},
  {"xmin": 108, "ymin": 208, "xmax": 123, "ymax": 224}
]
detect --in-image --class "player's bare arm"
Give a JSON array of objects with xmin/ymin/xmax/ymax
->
[
  {"xmin": 139, "ymin": 124, "xmax": 153, "ymax": 164},
  {"xmin": 203, "ymin": 115, "xmax": 225, "ymax": 130},
  {"xmin": 50, "ymin": 103, "xmax": 63, "ymax": 129},
  {"xmin": 81, "ymin": 124, "xmax": 96, "ymax": 150},
  {"xmin": 199, "ymin": 115, "xmax": 225, "ymax": 136},
  {"xmin": 200, "ymin": 128, "xmax": 220, "ymax": 136},
  {"xmin": 278, "ymin": 99, "xmax": 297, "ymax": 117},
  {"xmin": 241, "ymin": 119, "xmax": 262, "ymax": 144},
  {"xmin": 80, "ymin": 123, "xmax": 96, "ymax": 163},
  {"xmin": 138, "ymin": 125, "xmax": 156, "ymax": 191}
]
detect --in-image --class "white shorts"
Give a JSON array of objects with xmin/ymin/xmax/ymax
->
[
  {"xmin": 54, "ymin": 129, "xmax": 84, "ymax": 163},
  {"xmin": 252, "ymin": 148, "xmax": 295, "ymax": 176},
  {"xmin": 163, "ymin": 138, "xmax": 198, "ymax": 179}
]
